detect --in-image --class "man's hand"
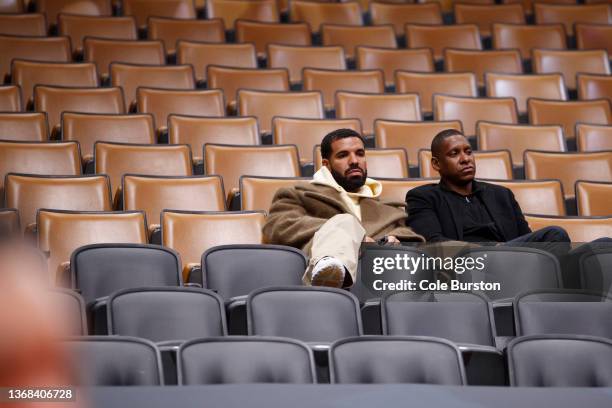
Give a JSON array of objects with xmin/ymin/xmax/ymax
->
[
  {"xmin": 386, "ymin": 235, "xmax": 401, "ymax": 245},
  {"xmin": 363, "ymin": 236, "xmax": 376, "ymax": 243}
]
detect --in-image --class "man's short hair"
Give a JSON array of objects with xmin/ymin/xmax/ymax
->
[
  {"xmin": 321, "ymin": 128, "xmax": 366, "ymax": 160},
  {"xmin": 431, "ymin": 128, "xmax": 465, "ymax": 158}
]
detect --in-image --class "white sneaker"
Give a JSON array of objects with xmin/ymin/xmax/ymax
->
[{"xmin": 311, "ymin": 256, "xmax": 346, "ymax": 288}]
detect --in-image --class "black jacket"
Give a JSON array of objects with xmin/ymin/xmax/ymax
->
[{"xmin": 406, "ymin": 180, "xmax": 531, "ymax": 242}]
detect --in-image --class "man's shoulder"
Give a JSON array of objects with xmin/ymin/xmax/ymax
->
[
  {"xmin": 476, "ymin": 180, "xmax": 514, "ymax": 196},
  {"xmin": 407, "ymin": 182, "xmax": 442, "ymax": 197}
]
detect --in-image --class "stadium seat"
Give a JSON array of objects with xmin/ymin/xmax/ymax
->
[
  {"xmin": 0, "ymin": 85, "xmax": 21, "ymax": 111},
  {"xmin": 37, "ymin": 209, "xmax": 147, "ymax": 283},
  {"xmin": 0, "ymin": 208, "xmax": 20, "ymax": 238},
  {"xmin": 302, "ymin": 68, "xmax": 384, "ymax": 111},
  {"xmin": 528, "ymin": 99, "xmax": 612, "ymax": 140},
  {"xmin": 419, "ymin": 149, "xmax": 513, "ymax": 179},
  {"xmin": 161, "ymin": 210, "xmax": 266, "ymax": 280},
  {"xmin": 177, "ymin": 42, "xmax": 257, "ymax": 84},
  {"xmin": 136, "ymin": 88, "xmax": 224, "ymax": 135},
  {"xmin": 237, "ymin": 89, "xmax": 324, "ymax": 135},
  {"xmin": 374, "ymin": 119, "xmax": 463, "ymax": 168},
  {"xmin": 63, "ymin": 336, "xmax": 163, "ymax": 385},
  {"xmin": 0, "ymin": 14, "xmax": 46, "ymax": 37},
  {"xmin": 454, "ymin": 3, "xmax": 526, "ymax": 38},
  {"xmin": 491, "ymin": 23, "xmax": 566, "ymax": 61},
  {"xmin": 532, "ymin": 49, "xmax": 610, "ymax": 91},
  {"xmin": 576, "ymin": 124, "xmax": 612, "ymax": 152},
  {"xmin": 267, "ymin": 45, "xmax": 346, "ymax": 86},
  {"xmin": 508, "ymin": 335, "xmax": 612, "ymax": 387},
  {"xmin": 314, "ymin": 146, "xmax": 409, "ymax": 179},
  {"xmin": 123, "ymin": 0, "xmax": 196, "ymax": 30},
  {"xmin": 110, "ymin": 63, "xmax": 195, "ymax": 110},
  {"xmin": 58, "ymin": 15, "xmax": 137, "ymax": 56},
  {"xmin": 370, "ymin": 2, "xmax": 442, "ymax": 37},
  {"xmin": 405, "ymin": 24, "xmax": 482, "ymax": 62},
  {"xmin": 433, "ymin": 95, "xmax": 518, "ymax": 137},
  {"xmin": 376, "ymin": 178, "xmax": 436, "ymax": 203},
  {"xmin": 444, "ymin": 49, "xmax": 522, "ymax": 89},
  {"xmin": 148, "ymin": 17, "xmax": 225, "ymax": 57},
  {"xmin": 289, "ymin": 1, "xmax": 363, "ymax": 34},
  {"xmin": 0, "ymin": 35, "xmax": 71, "ymax": 81},
  {"xmin": 525, "ymin": 215, "xmax": 612, "ymax": 242},
  {"xmin": 34, "ymin": 86, "xmax": 125, "ymax": 134},
  {"xmin": 486, "ymin": 179, "xmax": 566, "ymax": 216},
  {"xmin": 49, "ymin": 288, "xmax": 88, "ymax": 336},
  {"xmin": 534, "ymin": 3, "xmax": 612, "ymax": 36},
  {"xmin": 577, "ymin": 74, "xmax": 612, "ymax": 104},
  {"xmin": 11, "ymin": 61, "xmax": 98, "ymax": 107},
  {"xmin": 62, "ymin": 112, "xmax": 154, "ymax": 164},
  {"xmin": 206, "ymin": 0, "xmax": 279, "ymax": 31},
  {"xmin": 477, "ymin": 122, "xmax": 566, "ymax": 167},
  {"xmin": 576, "ymin": 181, "xmax": 612, "ymax": 216},
  {"xmin": 272, "ymin": 117, "xmax": 360, "ymax": 165},
  {"xmin": 83, "ymin": 38, "xmax": 165, "ymax": 80},
  {"xmin": 240, "ymin": 176, "xmax": 310, "ymax": 211},
  {"xmin": 575, "ymin": 23, "xmax": 612, "ymax": 54},
  {"xmin": 0, "ymin": 112, "xmax": 48, "ymax": 142},
  {"xmin": 485, "ymin": 73, "xmax": 567, "ymax": 115},
  {"xmin": 357, "ymin": 47, "xmax": 435, "ymax": 88},
  {"xmin": 580, "ymin": 248, "xmax": 612, "ymax": 294},
  {"xmin": 335, "ymin": 92, "xmax": 420, "ymax": 136},
  {"xmin": 37, "ymin": 0, "xmax": 112, "ymax": 29},
  {"xmin": 321, "ymin": 25, "xmax": 396, "ymax": 61},
  {"xmin": 235, "ymin": 20, "xmax": 311, "ymax": 59},
  {"xmin": 178, "ymin": 337, "xmax": 316, "ymax": 384},
  {"xmin": 168, "ymin": 116, "xmax": 259, "ymax": 165},
  {"xmin": 396, "ymin": 72, "xmax": 478, "ymax": 116}
]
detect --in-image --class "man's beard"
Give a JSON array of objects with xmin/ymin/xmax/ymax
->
[{"xmin": 330, "ymin": 166, "xmax": 367, "ymax": 193}]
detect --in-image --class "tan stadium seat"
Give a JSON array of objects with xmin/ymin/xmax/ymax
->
[
  {"xmin": 36, "ymin": 0, "xmax": 112, "ymax": 29},
  {"xmin": 123, "ymin": 0, "xmax": 196, "ymax": 30},
  {"xmin": 302, "ymin": 68, "xmax": 384, "ymax": 111},
  {"xmin": 206, "ymin": 0, "xmax": 278, "ymax": 30},
  {"xmin": 11, "ymin": 61, "xmax": 98, "ymax": 107},
  {"xmin": 204, "ymin": 144, "xmax": 300, "ymax": 198},
  {"xmin": 62, "ymin": 112, "xmax": 155, "ymax": 164},
  {"xmin": 532, "ymin": 49, "xmax": 610, "ymax": 91},
  {"xmin": 289, "ymin": 1, "xmax": 363, "ymax": 35},
  {"xmin": 370, "ymin": 2, "xmax": 443, "ymax": 37},
  {"xmin": 377, "ymin": 178, "xmax": 436, "ymax": 204},
  {"xmin": 207, "ymin": 66, "xmax": 289, "ymax": 112},
  {"xmin": 502, "ymin": 0, "xmax": 576, "ymax": 15},
  {"xmin": 321, "ymin": 24, "xmax": 396, "ymax": 61},
  {"xmin": 528, "ymin": 98, "xmax": 612, "ymax": 140},
  {"xmin": 0, "ymin": 0, "xmax": 24, "ymax": 13},
  {"xmin": 405, "ymin": 24, "xmax": 482, "ymax": 62},
  {"xmin": 267, "ymin": 45, "xmax": 346, "ymax": 86},
  {"xmin": 419, "ymin": 149, "xmax": 513, "ymax": 180},
  {"xmin": 58, "ymin": 15, "xmax": 137, "ymax": 56},
  {"xmin": 524, "ymin": 150, "xmax": 612, "ymax": 199},
  {"xmin": 272, "ymin": 117, "xmax": 361, "ymax": 165},
  {"xmin": 177, "ymin": 42, "xmax": 257, "ymax": 84},
  {"xmin": 577, "ymin": 74, "xmax": 612, "ymax": 105},
  {"xmin": 524, "ymin": 215, "xmax": 612, "ymax": 242},
  {"xmin": 34, "ymin": 86, "xmax": 125, "ymax": 134},
  {"xmin": 492, "ymin": 23, "xmax": 566, "ymax": 61},
  {"xmin": 83, "ymin": 38, "xmax": 165, "ymax": 80},
  {"xmin": 335, "ymin": 92, "xmax": 421, "ymax": 136},
  {"xmin": 110, "ymin": 63, "xmax": 195, "ymax": 109},
  {"xmin": 168, "ymin": 115, "xmax": 259, "ymax": 164},
  {"xmin": 0, "ymin": 14, "xmax": 47, "ymax": 37},
  {"xmin": 240, "ymin": 176, "xmax": 310, "ymax": 212},
  {"xmin": 0, "ymin": 113, "xmax": 48, "ymax": 142},
  {"xmin": 454, "ymin": 4, "xmax": 526, "ymax": 38},
  {"xmin": 237, "ymin": 89, "xmax": 324, "ymax": 135},
  {"xmin": 444, "ymin": 49, "xmax": 522, "ymax": 88},
  {"xmin": 162, "ymin": 210, "xmax": 265, "ymax": 280},
  {"xmin": 148, "ymin": 17, "xmax": 225, "ymax": 57},
  {"xmin": 487, "ymin": 179, "xmax": 566, "ymax": 216},
  {"xmin": 136, "ymin": 88, "xmax": 224, "ymax": 134},
  {"xmin": 396, "ymin": 71, "xmax": 478, "ymax": 116},
  {"xmin": 313, "ymin": 146, "xmax": 409, "ymax": 178},
  {"xmin": 94, "ymin": 142, "xmax": 193, "ymax": 205},
  {"xmin": 485, "ymin": 73, "xmax": 567, "ymax": 115},
  {"xmin": 0, "ymin": 85, "xmax": 21, "ymax": 111},
  {"xmin": 477, "ymin": 122, "xmax": 566, "ymax": 167},
  {"xmin": 5, "ymin": 174, "xmax": 112, "ymax": 233},
  {"xmin": 0, "ymin": 208, "xmax": 20, "ymax": 237},
  {"xmin": 374, "ymin": 120, "xmax": 463, "ymax": 168},
  {"xmin": 235, "ymin": 20, "xmax": 311, "ymax": 59},
  {"xmin": 0, "ymin": 35, "xmax": 71, "ymax": 81},
  {"xmin": 576, "ymin": 181, "xmax": 612, "ymax": 216},
  {"xmin": 37, "ymin": 209, "xmax": 147, "ymax": 283},
  {"xmin": 534, "ymin": 3, "xmax": 612, "ymax": 36},
  {"xmin": 0, "ymin": 140, "xmax": 81, "ymax": 200},
  {"xmin": 576, "ymin": 124, "xmax": 612, "ymax": 152},
  {"xmin": 123, "ymin": 175, "xmax": 226, "ymax": 232},
  {"xmin": 575, "ymin": 24, "xmax": 612, "ymax": 54},
  {"xmin": 434, "ymin": 95, "xmax": 519, "ymax": 137},
  {"xmin": 357, "ymin": 47, "xmax": 434, "ymax": 88}
]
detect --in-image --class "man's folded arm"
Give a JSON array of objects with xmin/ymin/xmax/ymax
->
[{"xmin": 406, "ymin": 189, "xmax": 453, "ymax": 242}]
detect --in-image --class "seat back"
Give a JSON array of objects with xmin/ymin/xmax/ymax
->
[
  {"xmin": 580, "ymin": 248, "xmax": 612, "ymax": 294},
  {"xmin": 576, "ymin": 124, "xmax": 612, "ymax": 152},
  {"xmin": 49, "ymin": 288, "xmax": 87, "ymax": 335},
  {"xmin": 206, "ymin": 0, "xmax": 278, "ymax": 30},
  {"xmin": 321, "ymin": 24, "xmax": 396, "ymax": 61},
  {"xmin": 148, "ymin": 17, "xmax": 224, "ymax": 56},
  {"xmin": 576, "ymin": 181, "xmax": 612, "ymax": 216},
  {"xmin": 487, "ymin": 179, "xmax": 566, "ymax": 216},
  {"xmin": 357, "ymin": 47, "xmax": 434, "ymax": 88},
  {"xmin": 0, "ymin": 208, "xmax": 19, "ymax": 238},
  {"xmin": 314, "ymin": 146, "xmax": 409, "ymax": 178},
  {"xmin": 37, "ymin": 0, "xmax": 112, "ymax": 28},
  {"xmin": 377, "ymin": 178, "xmax": 436, "ymax": 203},
  {"xmin": 529, "ymin": 99, "xmax": 612, "ymax": 140},
  {"xmin": 445, "ymin": 49, "xmax": 522, "ymax": 88},
  {"xmin": 240, "ymin": 176, "xmax": 310, "ymax": 212},
  {"xmin": 123, "ymin": 0, "xmax": 196, "ymax": 29},
  {"xmin": 454, "ymin": 3, "xmax": 525, "ymax": 37},
  {"xmin": 235, "ymin": 20, "xmax": 311, "ymax": 59},
  {"xmin": 289, "ymin": 1, "xmax": 363, "ymax": 34},
  {"xmin": 575, "ymin": 23, "xmax": 612, "ymax": 54},
  {"xmin": 577, "ymin": 74, "xmax": 612, "ymax": 104},
  {"xmin": 0, "ymin": 35, "xmax": 71, "ymax": 80},
  {"xmin": 534, "ymin": 3, "xmax": 612, "ymax": 36},
  {"xmin": 0, "ymin": 13, "xmax": 46, "ymax": 36},
  {"xmin": 0, "ymin": 112, "xmax": 48, "ymax": 141},
  {"xmin": 0, "ymin": 85, "xmax": 21, "ymax": 111},
  {"xmin": 533, "ymin": 49, "xmax": 610, "ymax": 91},
  {"xmin": 405, "ymin": 24, "xmax": 481, "ymax": 61},
  {"xmin": 177, "ymin": 42, "xmax": 257, "ymax": 83},
  {"xmin": 268, "ymin": 44, "xmax": 346, "ymax": 85},
  {"xmin": 525, "ymin": 215, "xmax": 612, "ymax": 242},
  {"xmin": 370, "ymin": 2, "xmax": 442, "ymax": 36},
  {"xmin": 58, "ymin": 15, "xmax": 137, "ymax": 55},
  {"xmin": 486, "ymin": 73, "xmax": 567, "ymax": 115},
  {"xmin": 419, "ymin": 149, "xmax": 513, "ymax": 179},
  {"xmin": 492, "ymin": 23, "xmax": 566, "ymax": 60},
  {"xmin": 84, "ymin": 38, "xmax": 165, "ymax": 79}
]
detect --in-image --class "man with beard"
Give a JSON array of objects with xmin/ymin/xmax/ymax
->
[{"xmin": 263, "ymin": 128, "xmax": 424, "ymax": 288}]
